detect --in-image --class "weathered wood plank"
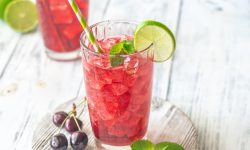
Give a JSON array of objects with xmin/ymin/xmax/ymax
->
[
  {"xmin": 168, "ymin": 0, "xmax": 250, "ymax": 149},
  {"xmin": 0, "ymin": 1, "xmax": 110, "ymax": 149},
  {"xmin": 88, "ymin": 0, "xmax": 111, "ymax": 24},
  {"xmin": 0, "ymin": 22, "xmax": 21, "ymax": 77},
  {"xmin": 1, "ymin": 0, "xmax": 183, "ymax": 149}
]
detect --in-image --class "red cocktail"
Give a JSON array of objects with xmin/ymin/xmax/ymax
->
[
  {"xmin": 37, "ymin": 0, "xmax": 88, "ymax": 60},
  {"xmin": 81, "ymin": 21, "xmax": 153, "ymax": 147}
]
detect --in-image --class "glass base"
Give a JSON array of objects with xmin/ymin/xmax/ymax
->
[
  {"xmin": 95, "ymin": 139, "xmax": 131, "ymax": 150},
  {"xmin": 94, "ymin": 134, "xmax": 148, "ymax": 150},
  {"xmin": 45, "ymin": 48, "xmax": 81, "ymax": 61}
]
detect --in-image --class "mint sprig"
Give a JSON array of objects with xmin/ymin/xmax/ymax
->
[
  {"xmin": 131, "ymin": 140, "xmax": 184, "ymax": 150},
  {"xmin": 109, "ymin": 40, "xmax": 134, "ymax": 66},
  {"xmin": 131, "ymin": 140, "xmax": 154, "ymax": 150},
  {"xmin": 154, "ymin": 142, "xmax": 184, "ymax": 150}
]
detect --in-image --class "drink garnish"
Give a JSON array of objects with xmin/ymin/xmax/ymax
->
[
  {"xmin": 110, "ymin": 40, "xmax": 135, "ymax": 55},
  {"xmin": 109, "ymin": 40, "xmax": 134, "ymax": 66},
  {"xmin": 109, "ymin": 20, "xmax": 176, "ymax": 66},
  {"xmin": 131, "ymin": 140, "xmax": 184, "ymax": 150},
  {"xmin": 134, "ymin": 20, "xmax": 176, "ymax": 62},
  {"xmin": 68, "ymin": 0, "xmax": 101, "ymax": 53}
]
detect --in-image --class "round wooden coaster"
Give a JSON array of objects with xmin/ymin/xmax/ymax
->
[{"xmin": 32, "ymin": 97, "xmax": 198, "ymax": 150}]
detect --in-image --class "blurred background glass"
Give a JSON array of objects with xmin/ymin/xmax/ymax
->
[{"xmin": 36, "ymin": 0, "xmax": 89, "ymax": 61}]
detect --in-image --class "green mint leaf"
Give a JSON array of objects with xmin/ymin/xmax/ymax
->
[
  {"xmin": 131, "ymin": 140, "xmax": 154, "ymax": 150},
  {"xmin": 154, "ymin": 142, "xmax": 184, "ymax": 150},
  {"xmin": 110, "ymin": 56, "xmax": 124, "ymax": 67},
  {"xmin": 109, "ymin": 40, "xmax": 134, "ymax": 66},
  {"xmin": 110, "ymin": 43, "xmax": 124, "ymax": 55},
  {"xmin": 122, "ymin": 40, "xmax": 134, "ymax": 54}
]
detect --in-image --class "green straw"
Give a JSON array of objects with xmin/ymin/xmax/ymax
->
[{"xmin": 68, "ymin": 0, "xmax": 101, "ymax": 53}]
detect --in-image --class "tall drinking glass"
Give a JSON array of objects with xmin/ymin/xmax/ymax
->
[
  {"xmin": 36, "ymin": 0, "xmax": 88, "ymax": 61},
  {"xmin": 80, "ymin": 21, "xmax": 153, "ymax": 148}
]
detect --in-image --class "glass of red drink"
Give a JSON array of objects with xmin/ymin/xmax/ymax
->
[
  {"xmin": 80, "ymin": 21, "xmax": 153, "ymax": 148},
  {"xmin": 36, "ymin": 0, "xmax": 88, "ymax": 61}
]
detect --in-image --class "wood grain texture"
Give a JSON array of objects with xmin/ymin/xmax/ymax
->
[
  {"xmin": 168, "ymin": 0, "xmax": 250, "ymax": 149},
  {"xmin": 32, "ymin": 97, "xmax": 198, "ymax": 150},
  {"xmin": 0, "ymin": 1, "xmax": 110, "ymax": 149},
  {"xmin": 1, "ymin": 0, "xmax": 249, "ymax": 149},
  {"xmin": 0, "ymin": 0, "xmax": 181, "ymax": 149}
]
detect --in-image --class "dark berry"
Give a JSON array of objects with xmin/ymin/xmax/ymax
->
[
  {"xmin": 53, "ymin": 111, "xmax": 68, "ymax": 127},
  {"xmin": 70, "ymin": 131, "xmax": 88, "ymax": 150},
  {"xmin": 50, "ymin": 133, "xmax": 68, "ymax": 150},
  {"xmin": 65, "ymin": 117, "xmax": 82, "ymax": 133}
]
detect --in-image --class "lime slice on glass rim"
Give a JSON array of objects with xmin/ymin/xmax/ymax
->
[
  {"xmin": 4, "ymin": 0, "xmax": 38, "ymax": 33},
  {"xmin": 134, "ymin": 20, "xmax": 176, "ymax": 62}
]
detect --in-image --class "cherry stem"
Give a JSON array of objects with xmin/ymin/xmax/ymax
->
[
  {"xmin": 72, "ymin": 114, "xmax": 81, "ymax": 131},
  {"xmin": 72, "ymin": 103, "xmax": 77, "ymax": 116},
  {"xmin": 77, "ymin": 107, "xmax": 84, "ymax": 118},
  {"xmin": 77, "ymin": 97, "xmax": 87, "ymax": 118},
  {"xmin": 58, "ymin": 111, "xmax": 73, "ymax": 134},
  {"xmin": 75, "ymin": 97, "xmax": 87, "ymax": 108},
  {"xmin": 57, "ymin": 97, "xmax": 87, "ymax": 133}
]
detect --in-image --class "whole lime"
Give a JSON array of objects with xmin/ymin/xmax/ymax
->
[
  {"xmin": 0, "ymin": 0, "xmax": 13, "ymax": 19},
  {"xmin": 4, "ymin": 0, "xmax": 38, "ymax": 32}
]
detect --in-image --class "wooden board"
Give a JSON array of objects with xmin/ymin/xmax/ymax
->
[
  {"xmin": 32, "ymin": 97, "xmax": 198, "ymax": 150},
  {"xmin": 168, "ymin": 0, "xmax": 250, "ymax": 149}
]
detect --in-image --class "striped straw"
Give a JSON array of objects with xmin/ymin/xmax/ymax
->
[{"xmin": 68, "ymin": 0, "xmax": 101, "ymax": 53}]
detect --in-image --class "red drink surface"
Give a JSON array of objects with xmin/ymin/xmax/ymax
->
[
  {"xmin": 82, "ymin": 35, "xmax": 153, "ymax": 146},
  {"xmin": 37, "ymin": 0, "xmax": 88, "ymax": 52}
]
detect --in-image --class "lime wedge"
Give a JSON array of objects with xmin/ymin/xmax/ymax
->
[
  {"xmin": 4, "ymin": 0, "xmax": 38, "ymax": 32},
  {"xmin": 0, "ymin": 0, "xmax": 12, "ymax": 19},
  {"xmin": 134, "ymin": 20, "xmax": 176, "ymax": 62}
]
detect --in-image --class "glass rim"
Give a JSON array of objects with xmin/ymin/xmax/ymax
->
[{"xmin": 80, "ymin": 20, "xmax": 152, "ymax": 57}]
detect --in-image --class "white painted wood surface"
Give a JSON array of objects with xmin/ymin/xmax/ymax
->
[
  {"xmin": 168, "ymin": 0, "xmax": 250, "ymax": 149},
  {"xmin": 0, "ymin": 0, "xmax": 249, "ymax": 149}
]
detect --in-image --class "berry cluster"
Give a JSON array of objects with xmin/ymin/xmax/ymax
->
[{"xmin": 50, "ymin": 101, "xmax": 88, "ymax": 150}]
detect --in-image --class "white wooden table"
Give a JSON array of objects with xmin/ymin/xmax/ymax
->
[{"xmin": 0, "ymin": 0, "xmax": 250, "ymax": 149}]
